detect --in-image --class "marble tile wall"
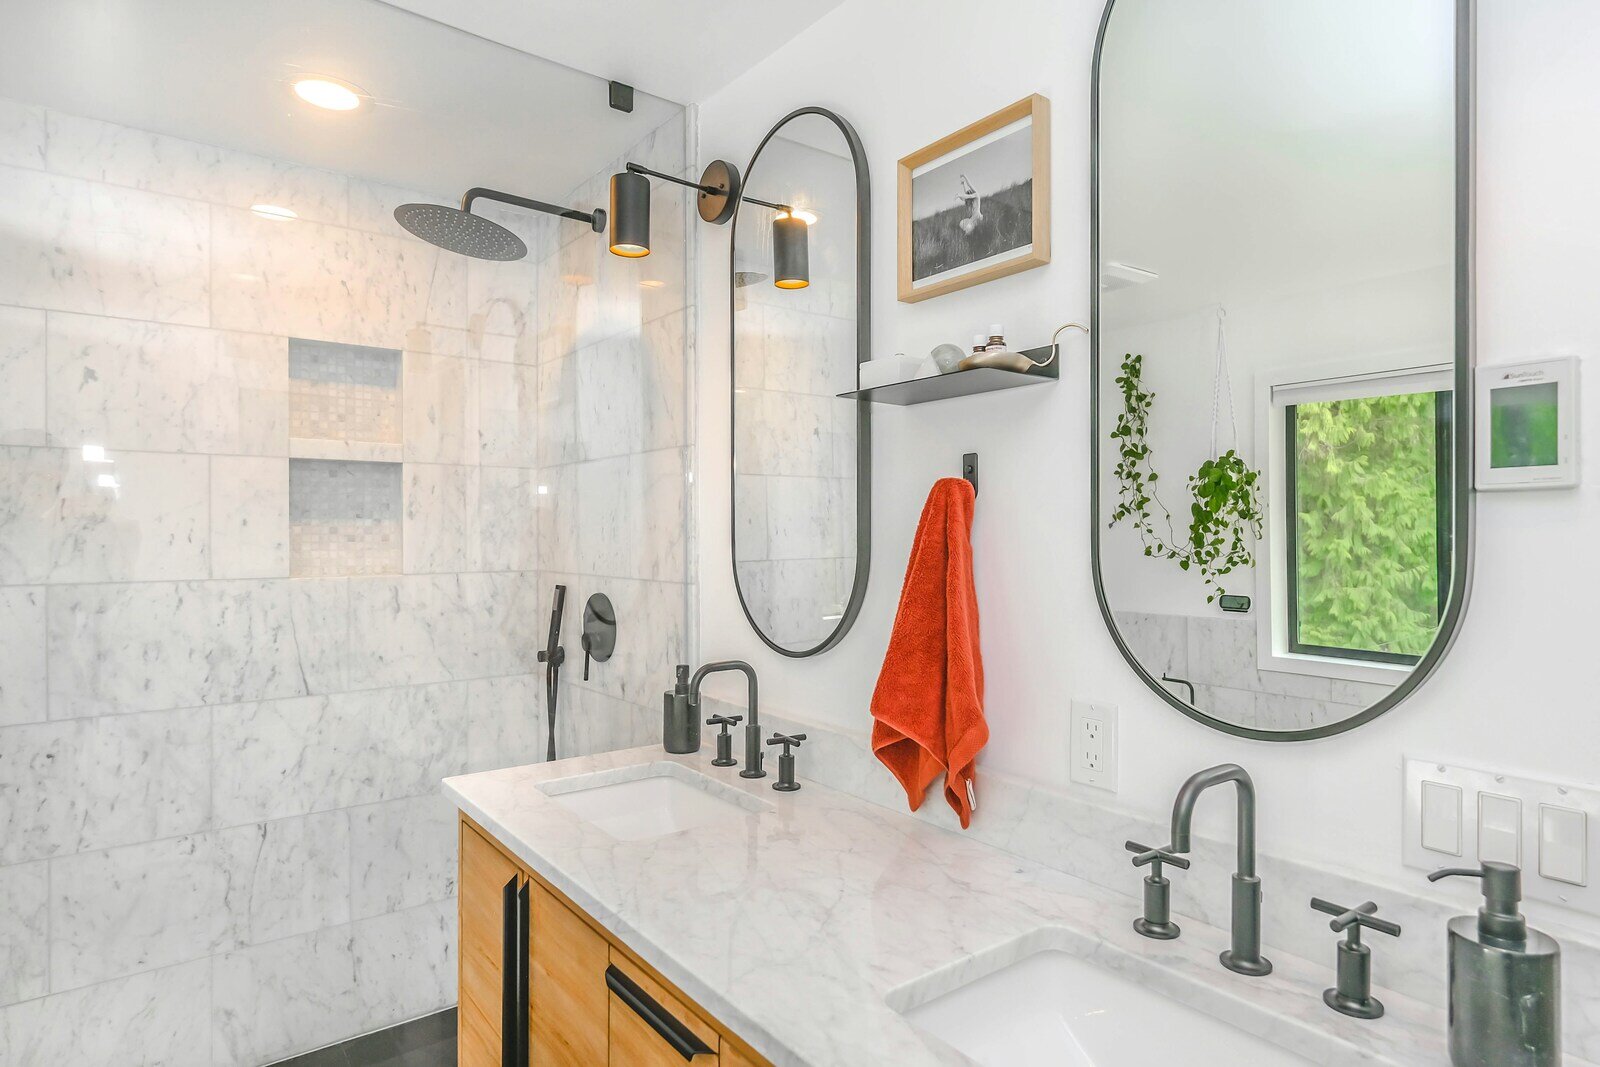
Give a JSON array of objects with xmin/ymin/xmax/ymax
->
[
  {"xmin": 1115, "ymin": 609, "xmax": 1399, "ymax": 730},
  {"xmin": 0, "ymin": 97, "xmax": 692, "ymax": 1064}
]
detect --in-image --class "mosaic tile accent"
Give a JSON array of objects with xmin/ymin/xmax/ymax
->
[
  {"xmin": 289, "ymin": 460, "xmax": 402, "ymax": 577},
  {"xmin": 288, "ymin": 339, "xmax": 402, "ymax": 445}
]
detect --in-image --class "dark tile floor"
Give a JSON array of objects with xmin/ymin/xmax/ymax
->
[{"xmin": 270, "ymin": 1008, "xmax": 456, "ymax": 1067}]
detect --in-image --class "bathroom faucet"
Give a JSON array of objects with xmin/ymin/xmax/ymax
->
[
  {"xmin": 687, "ymin": 661, "xmax": 764, "ymax": 778},
  {"xmin": 1169, "ymin": 763, "xmax": 1272, "ymax": 976}
]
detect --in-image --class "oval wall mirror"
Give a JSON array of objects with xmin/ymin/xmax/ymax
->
[
  {"xmin": 730, "ymin": 107, "xmax": 871, "ymax": 657},
  {"xmin": 1092, "ymin": 0, "xmax": 1473, "ymax": 739}
]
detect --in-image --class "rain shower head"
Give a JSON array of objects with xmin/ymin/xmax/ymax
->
[
  {"xmin": 393, "ymin": 187, "xmax": 606, "ymax": 262},
  {"xmin": 394, "ymin": 202, "xmax": 527, "ymax": 261}
]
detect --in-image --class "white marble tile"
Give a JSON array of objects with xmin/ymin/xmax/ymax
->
[
  {"xmin": 734, "ymin": 389, "xmax": 831, "ymax": 477},
  {"xmin": 45, "ymin": 111, "xmax": 351, "ymax": 226},
  {"xmin": 536, "ymin": 353, "xmax": 582, "ymax": 465},
  {"xmin": 0, "ymin": 709, "xmax": 210, "ymax": 864},
  {"xmin": 210, "ymin": 920, "xmax": 360, "ymax": 1065},
  {"xmin": 479, "ymin": 466, "xmax": 538, "ymax": 572},
  {"xmin": 467, "ymin": 673, "xmax": 546, "ymax": 773},
  {"xmin": 559, "ymin": 686, "xmax": 655, "ymax": 758},
  {"xmin": 210, "ymin": 206, "xmax": 466, "ymax": 347},
  {"xmin": 764, "ymin": 475, "xmax": 838, "ymax": 561},
  {"xmin": 477, "ymin": 359, "xmax": 538, "ymax": 467},
  {"xmin": 761, "ymin": 305, "xmax": 858, "ymax": 397},
  {"xmin": 1331, "ymin": 677, "xmax": 1399, "ymax": 706},
  {"xmin": 534, "ymin": 465, "xmax": 578, "ymax": 575},
  {"xmin": 0, "ymin": 586, "xmax": 46, "ymax": 725},
  {"xmin": 0, "ymin": 164, "xmax": 210, "ymax": 325},
  {"xmin": 535, "ymin": 240, "xmax": 600, "ymax": 361},
  {"xmin": 211, "ymin": 682, "xmax": 468, "ymax": 825},
  {"xmin": 577, "ymin": 449, "xmax": 687, "ymax": 581},
  {"xmin": 345, "ymin": 179, "xmax": 438, "ymax": 236},
  {"xmin": 402, "ymin": 350, "xmax": 479, "ymax": 464},
  {"xmin": 216, "ymin": 810, "xmax": 352, "ymax": 947},
  {"xmin": 1113, "ymin": 610, "xmax": 1190, "ymax": 680},
  {"xmin": 350, "ymin": 794, "xmax": 458, "ymax": 919},
  {"xmin": 49, "ymin": 833, "xmax": 231, "ymax": 990},
  {"xmin": 211, "ymin": 901, "xmax": 454, "ymax": 1066},
  {"xmin": 0, "ymin": 306, "xmax": 46, "ymax": 446},
  {"xmin": 546, "ymin": 572, "xmax": 688, "ymax": 710},
  {"xmin": 211, "ymin": 455, "xmax": 290, "ymax": 579},
  {"xmin": 0, "ymin": 99, "xmax": 46, "ymax": 170},
  {"xmin": 466, "ymin": 252, "xmax": 536, "ymax": 341},
  {"xmin": 0, "ymin": 446, "xmax": 209, "ymax": 584},
  {"xmin": 46, "ymin": 312, "xmax": 287, "ymax": 455},
  {"xmin": 349, "ymin": 899, "xmax": 456, "ymax": 1031},
  {"xmin": 47, "ymin": 578, "xmax": 346, "ymax": 717},
  {"xmin": 0, "ymin": 958, "xmax": 209, "ymax": 1067},
  {"xmin": 403, "ymin": 463, "xmax": 480, "ymax": 573},
  {"xmin": 346, "ymin": 572, "xmax": 539, "ymax": 689},
  {"xmin": 734, "ymin": 475, "xmax": 769, "ymax": 563},
  {"xmin": 575, "ymin": 327, "xmax": 682, "ymax": 461},
  {"xmin": 0, "ymin": 860, "xmax": 47, "ymax": 1006}
]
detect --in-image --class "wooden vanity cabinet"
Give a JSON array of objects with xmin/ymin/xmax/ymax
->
[{"xmin": 458, "ymin": 814, "xmax": 772, "ymax": 1067}]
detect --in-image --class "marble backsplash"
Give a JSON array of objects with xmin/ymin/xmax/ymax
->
[
  {"xmin": 0, "ymin": 96, "xmax": 693, "ymax": 1065},
  {"xmin": 701, "ymin": 696, "xmax": 1600, "ymax": 1062}
]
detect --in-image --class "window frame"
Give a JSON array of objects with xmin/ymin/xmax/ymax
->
[{"xmin": 1255, "ymin": 356, "xmax": 1454, "ymax": 686}]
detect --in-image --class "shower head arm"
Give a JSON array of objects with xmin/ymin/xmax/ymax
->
[{"xmin": 460, "ymin": 186, "xmax": 606, "ymax": 233}]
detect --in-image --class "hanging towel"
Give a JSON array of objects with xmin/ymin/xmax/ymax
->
[{"xmin": 870, "ymin": 477, "xmax": 987, "ymax": 829}]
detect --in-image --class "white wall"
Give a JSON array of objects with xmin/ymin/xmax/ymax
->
[{"xmin": 694, "ymin": 0, "xmax": 1600, "ymax": 937}]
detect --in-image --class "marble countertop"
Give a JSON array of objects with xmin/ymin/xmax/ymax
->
[{"xmin": 442, "ymin": 747, "xmax": 1576, "ymax": 1067}]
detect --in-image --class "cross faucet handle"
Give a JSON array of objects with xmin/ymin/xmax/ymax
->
[
  {"xmin": 705, "ymin": 713, "xmax": 743, "ymax": 728},
  {"xmin": 1125, "ymin": 840, "xmax": 1191, "ymax": 871},
  {"xmin": 1310, "ymin": 898, "xmax": 1402, "ymax": 939}
]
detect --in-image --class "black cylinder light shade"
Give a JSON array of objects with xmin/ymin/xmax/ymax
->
[
  {"xmin": 772, "ymin": 214, "xmax": 810, "ymax": 289},
  {"xmin": 608, "ymin": 170, "xmax": 651, "ymax": 258}
]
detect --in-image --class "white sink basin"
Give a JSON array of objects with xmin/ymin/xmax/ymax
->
[
  {"xmin": 900, "ymin": 948, "xmax": 1314, "ymax": 1067},
  {"xmin": 541, "ymin": 763, "xmax": 770, "ymax": 842}
]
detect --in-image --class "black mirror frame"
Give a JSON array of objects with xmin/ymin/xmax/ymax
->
[
  {"xmin": 729, "ymin": 106, "xmax": 872, "ymax": 658},
  {"xmin": 1089, "ymin": 0, "xmax": 1477, "ymax": 741}
]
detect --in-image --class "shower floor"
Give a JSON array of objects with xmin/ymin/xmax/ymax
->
[{"xmin": 268, "ymin": 1008, "xmax": 455, "ymax": 1067}]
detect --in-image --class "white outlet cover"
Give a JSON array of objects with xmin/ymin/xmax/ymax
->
[
  {"xmin": 1070, "ymin": 700, "xmax": 1117, "ymax": 792},
  {"xmin": 1404, "ymin": 758, "xmax": 1600, "ymax": 918}
]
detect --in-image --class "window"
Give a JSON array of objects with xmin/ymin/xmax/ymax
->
[{"xmin": 1282, "ymin": 382, "xmax": 1452, "ymax": 665}]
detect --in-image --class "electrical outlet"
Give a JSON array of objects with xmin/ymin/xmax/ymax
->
[{"xmin": 1071, "ymin": 700, "xmax": 1117, "ymax": 792}]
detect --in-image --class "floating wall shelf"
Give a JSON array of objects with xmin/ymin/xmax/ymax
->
[{"xmin": 838, "ymin": 345, "xmax": 1058, "ymax": 406}]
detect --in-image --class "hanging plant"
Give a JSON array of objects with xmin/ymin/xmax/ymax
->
[{"xmin": 1110, "ymin": 352, "xmax": 1264, "ymax": 602}]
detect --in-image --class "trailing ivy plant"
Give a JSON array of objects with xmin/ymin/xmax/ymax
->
[{"xmin": 1110, "ymin": 353, "xmax": 1264, "ymax": 602}]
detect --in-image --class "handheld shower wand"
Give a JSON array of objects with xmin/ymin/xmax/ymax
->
[{"xmin": 536, "ymin": 585, "xmax": 567, "ymax": 761}]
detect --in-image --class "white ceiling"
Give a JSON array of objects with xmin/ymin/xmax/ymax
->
[
  {"xmin": 378, "ymin": 0, "xmax": 850, "ymax": 105},
  {"xmin": 0, "ymin": 0, "xmax": 684, "ymax": 201}
]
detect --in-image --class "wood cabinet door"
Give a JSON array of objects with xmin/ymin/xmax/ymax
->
[
  {"xmin": 607, "ymin": 948, "xmax": 719, "ymax": 1066},
  {"xmin": 530, "ymin": 882, "xmax": 609, "ymax": 1066},
  {"xmin": 459, "ymin": 822, "xmax": 523, "ymax": 1067}
]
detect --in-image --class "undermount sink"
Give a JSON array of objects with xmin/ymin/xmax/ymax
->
[
  {"xmin": 898, "ymin": 945, "xmax": 1314, "ymax": 1067},
  {"xmin": 541, "ymin": 763, "xmax": 771, "ymax": 842}
]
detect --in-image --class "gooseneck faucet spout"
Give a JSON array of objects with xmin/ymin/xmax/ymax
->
[
  {"xmin": 688, "ymin": 661, "xmax": 765, "ymax": 779},
  {"xmin": 1169, "ymin": 763, "xmax": 1271, "ymax": 976}
]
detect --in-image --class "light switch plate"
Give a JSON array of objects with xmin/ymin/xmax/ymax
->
[
  {"xmin": 1070, "ymin": 701, "xmax": 1117, "ymax": 792},
  {"xmin": 1404, "ymin": 759, "xmax": 1600, "ymax": 918}
]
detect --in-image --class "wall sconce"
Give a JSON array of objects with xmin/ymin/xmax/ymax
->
[{"xmin": 608, "ymin": 160, "xmax": 810, "ymax": 289}]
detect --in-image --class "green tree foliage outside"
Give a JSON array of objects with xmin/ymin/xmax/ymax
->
[{"xmin": 1291, "ymin": 392, "xmax": 1446, "ymax": 659}]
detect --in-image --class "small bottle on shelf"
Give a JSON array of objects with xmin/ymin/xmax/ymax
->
[
  {"xmin": 985, "ymin": 325, "xmax": 1007, "ymax": 352},
  {"xmin": 971, "ymin": 334, "xmax": 988, "ymax": 356}
]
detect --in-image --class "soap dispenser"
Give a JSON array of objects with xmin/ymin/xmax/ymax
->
[
  {"xmin": 662, "ymin": 665, "xmax": 699, "ymax": 754},
  {"xmin": 1428, "ymin": 862, "xmax": 1560, "ymax": 1067}
]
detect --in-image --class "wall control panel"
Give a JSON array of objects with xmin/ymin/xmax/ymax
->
[{"xmin": 1404, "ymin": 758, "xmax": 1598, "ymax": 917}]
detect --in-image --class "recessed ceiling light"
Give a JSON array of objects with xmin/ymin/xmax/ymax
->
[
  {"xmin": 251, "ymin": 204, "xmax": 298, "ymax": 221},
  {"xmin": 291, "ymin": 76, "xmax": 364, "ymax": 112},
  {"xmin": 638, "ymin": 279, "xmax": 666, "ymax": 289}
]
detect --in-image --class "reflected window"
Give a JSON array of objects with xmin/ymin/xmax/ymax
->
[{"xmin": 1282, "ymin": 381, "xmax": 1452, "ymax": 665}]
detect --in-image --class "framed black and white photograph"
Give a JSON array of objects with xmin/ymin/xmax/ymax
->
[{"xmin": 898, "ymin": 94, "xmax": 1050, "ymax": 302}]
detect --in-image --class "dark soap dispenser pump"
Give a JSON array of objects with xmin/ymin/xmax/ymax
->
[
  {"xmin": 1428, "ymin": 862, "xmax": 1560, "ymax": 1067},
  {"xmin": 662, "ymin": 665, "xmax": 699, "ymax": 754}
]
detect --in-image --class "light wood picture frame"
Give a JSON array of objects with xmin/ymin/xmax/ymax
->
[{"xmin": 897, "ymin": 94, "xmax": 1051, "ymax": 303}]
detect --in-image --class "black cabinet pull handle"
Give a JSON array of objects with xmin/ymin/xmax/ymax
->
[
  {"xmin": 515, "ymin": 881, "xmax": 530, "ymax": 1067},
  {"xmin": 605, "ymin": 963, "xmax": 713, "ymax": 1060},
  {"xmin": 501, "ymin": 876, "xmax": 519, "ymax": 1067}
]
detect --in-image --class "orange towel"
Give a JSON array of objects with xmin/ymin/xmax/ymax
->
[{"xmin": 870, "ymin": 477, "xmax": 987, "ymax": 829}]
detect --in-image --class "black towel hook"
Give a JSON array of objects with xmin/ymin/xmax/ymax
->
[{"xmin": 962, "ymin": 453, "xmax": 978, "ymax": 497}]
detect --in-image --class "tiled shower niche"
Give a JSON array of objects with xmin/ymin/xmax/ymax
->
[
  {"xmin": 289, "ymin": 338, "xmax": 402, "ymax": 446},
  {"xmin": 288, "ymin": 338, "xmax": 404, "ymax": 576},
  {"xmin": 289, "ymin": 459, "xmax": 403, "ymax": 576}
]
